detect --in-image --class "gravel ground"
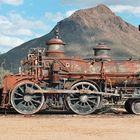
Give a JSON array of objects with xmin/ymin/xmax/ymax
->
[{"xmin": 0, "ymin": 111, "xmax": 140, "ymax": 140}]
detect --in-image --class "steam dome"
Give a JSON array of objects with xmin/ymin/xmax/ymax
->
[
  {"xmin": 93, "ymin": 43, "xmax": 110, "ymax": 61},
  {"xmin": 46, "ymin": 28, "xmax": 65, "ymax": 57}
]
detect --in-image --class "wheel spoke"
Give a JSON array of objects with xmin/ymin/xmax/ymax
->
[
  {"xmin": 73, "ymin": 101, "xmax": 80, "ymax": 107},
  {"xmin": 86, "ymin": 102, "xmax": 92, "ymax": 110},
  {"xmin": 27, "ymin": 102, "xmax": 30, "ymax": 106},
  {"xmin": 16, "ymin": 100, "xmax": 25, "ymax": 107},
  {"xmin": 87, "ymin": 85, "xmax": 90, "ymax": 90},
  {"xmin": 24, "ymin": 84, "xmax": 29, "ymax": 93},
  {"xmin": 88, "ymin": 95, "xmax": 98, "ymax": 99},
  {"xmin": 75, "ymin": 87, "xmax": 79, "ymax": 90},
  {"xmin": 18, "ymin": 86, "xmax": 24, "ymax": 93},
  {"xmin": 29, "ymin": 101, "xmax": 36, "ymax": 109},
  {"xmin": 15, "ymin": 92, "xmax": 23, "ymax": 97},
  {"xmin": 14, "ymin": 97, "xmax": 23, "ymax": 101},
  {"xmin": 31, "ymin": 99, "xmax": 41, "ymax": 104},
  {"xmin": 25, "ymin": 84, "xmax": 27, "ymax": 89},
  {"xmin": 70, "ymin": 94, "xmax": 79, "ymax": 98},
  {"xmin": 70, "ymin": 97, "xmax": 79, "ymax": 101},
  {"xmin": 32, "ymin": 95, "xmax": 42, "ymax": 99},
  {"xmin": 82, "ymin": 84, "xmax": 85, "ymax": 89},
  {"xmin": 88, "ymin": 99, "xmax": 97, "ymax": 105}
]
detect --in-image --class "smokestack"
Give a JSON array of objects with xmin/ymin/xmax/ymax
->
[{"xmin": 139, "ymin": 25, "xmax": 140, "ymax": 31}]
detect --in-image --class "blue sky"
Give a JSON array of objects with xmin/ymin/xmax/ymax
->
[{"xmin": 0, "ymin": 0, "xmax": 140, "ymax": 53}]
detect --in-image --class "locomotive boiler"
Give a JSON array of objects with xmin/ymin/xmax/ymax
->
[{"xmin": 1, "ymin": 28, "xmax": 140, "ymax": 115}]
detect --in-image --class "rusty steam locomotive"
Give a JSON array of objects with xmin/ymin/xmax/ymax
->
[{"xmin": 0, "ymin": 28, "xmax": 140, "ymax": 115}]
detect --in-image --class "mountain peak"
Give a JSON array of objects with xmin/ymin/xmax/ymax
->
[
  {"xmin": 66, "ymin": 4, "xmax": 116, "ymax": 29},
  {"xmin": 95, "ymin": 4, "xmax": 113, "ymax": 14},
  {"xmin": 69, "ymin": 4, "xmax": 114, "ymax": 23}
]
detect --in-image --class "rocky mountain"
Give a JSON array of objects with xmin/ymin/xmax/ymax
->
[{"xmin": 0, "ymin": 4, "xmax": 140, "ymax": 72}]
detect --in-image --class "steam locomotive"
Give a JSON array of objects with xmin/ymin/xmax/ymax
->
[{"xmin": 1, "ymin": 28, "xmax": 140, "ymax": 115}]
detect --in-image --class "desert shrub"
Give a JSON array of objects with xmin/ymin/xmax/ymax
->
[{"xmin": 0, "ymin": 67, "xmax": 11, "ymax": 85}]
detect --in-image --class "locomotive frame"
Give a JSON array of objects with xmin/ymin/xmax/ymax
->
[{"xmin": 0, "ymin": 28, "xmax": 140, "ymax": 115}]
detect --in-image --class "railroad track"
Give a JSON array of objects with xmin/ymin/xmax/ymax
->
[{"xmin": 0, "ymin": 108, "xmax": 136, "ymax": 119}]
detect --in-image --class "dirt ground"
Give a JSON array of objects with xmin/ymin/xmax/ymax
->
[{"xmin": 0, "ymin": 112, "xmax": 140, "ymax": 140}]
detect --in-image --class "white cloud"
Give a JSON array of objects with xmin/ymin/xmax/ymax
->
[
  {"xmin": 66, "ymin": 10, "xmax": 76, "ymax": 17},
  {"xmin": 8, "ymin": 12, "xmax": 47, "ymax": 30},
  {"xmin": 0, "ymin": 35, "xmax": 24, "ymax": 53},
  {"xmin": 60, "ymin": 0, "xmax": 140, "ymax": 6},
  {"xmin": 6, "ymin": 29, "xmax": 33, "ymax": 36},
  {"xmin": 0, "ymin": 12, "xmax": 49, "ymax": 53},
  {"xmin": 0, "ymin": 0, "xmax": 23, "ymax": 6},
  {"xmin": 0, "ymin": 35, "xmax": 24, "ymax": 46},
  {"xmin": 45, "ymin": 12, "xmax": 65, "ymax": 22},
  {"xmin": 0, "ymin": 12, "xmax": 47, "ymax": 37},
  {"xmin": 61, "ymin": 0, "xmax": 140, "ymax": 17},
  {"xmin": 45, "ymin": 10, "xmax": 76, "ymax": 23},
  {"xmin": 110, "ymin": 5, "xmax": 140, "ymax": 16}
]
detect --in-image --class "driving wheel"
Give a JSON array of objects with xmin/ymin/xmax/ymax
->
[
  {"xmin": 11, "ymin": 82, "xmax": 44, "ymax": 115},
  {"xmin": 67, "ymin": 81, "xmax": 100, "ymax": 115}
]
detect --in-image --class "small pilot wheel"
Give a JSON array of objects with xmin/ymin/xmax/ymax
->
[
  {"xmin": 67, "ymin": 81, "xmax": 100, "ymax": 115},
  {"xmin": 11, "ymin": 82, "xmax": 45, "ymax": 115},
  {"xmin": 131, "ymin": 99, "xmax": 140, "ymax": 115}
]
